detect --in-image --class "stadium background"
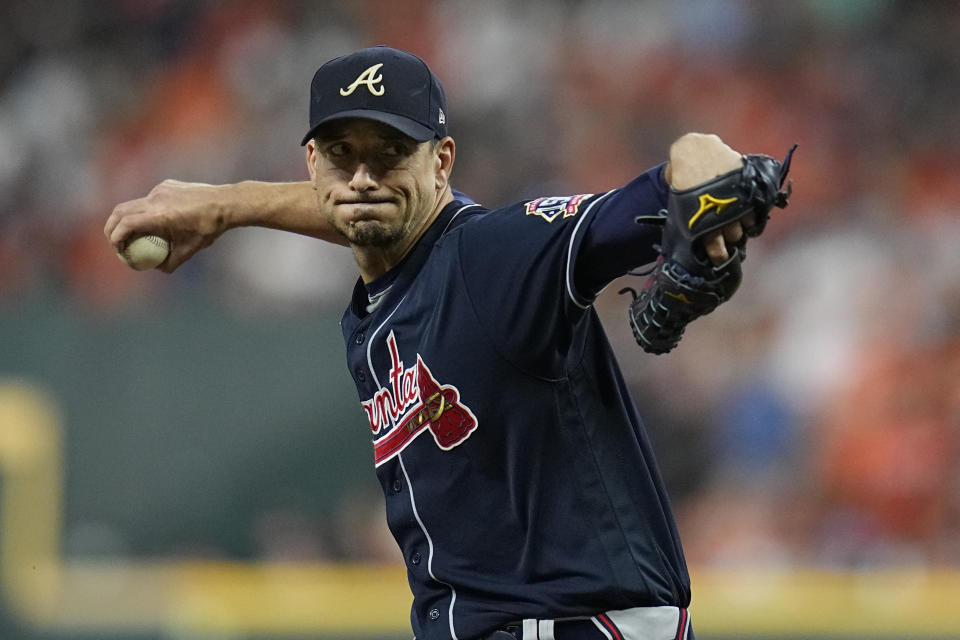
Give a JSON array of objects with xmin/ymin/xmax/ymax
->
[{"xmin": 1, "ymin": 0, "xmax": 959, "ymax": 638}]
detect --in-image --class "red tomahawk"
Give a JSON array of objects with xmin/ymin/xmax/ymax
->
[{"xmin": 373, "ymin": 357, "xmax": 478, "ymax": 465}]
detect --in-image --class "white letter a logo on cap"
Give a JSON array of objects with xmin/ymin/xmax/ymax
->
[{"xmin": 340, "ymin": 63, "xmax": 385, "ymax": 97}]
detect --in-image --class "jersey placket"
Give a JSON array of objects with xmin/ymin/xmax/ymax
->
[{"xmin": 350, "ymin": 295, "xmax": 460, "ymax": 638}]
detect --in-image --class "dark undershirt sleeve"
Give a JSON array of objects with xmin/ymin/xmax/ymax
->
[{"xmin": 573, "ymin": 163, "xmax": 669, "ymax": 298}]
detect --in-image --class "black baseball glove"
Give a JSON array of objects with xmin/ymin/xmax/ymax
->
[{"xmin": 621, "ymin": 144, "xmax": 796, "ymax": 354}]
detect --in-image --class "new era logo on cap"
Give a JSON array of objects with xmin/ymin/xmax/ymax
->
[{"xmin": 301, "ymin": 46, "xmax": 448, "ymax": 145}]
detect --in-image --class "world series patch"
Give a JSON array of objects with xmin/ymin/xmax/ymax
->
[{"xmin": 525, "ymin": 194, "xmax": 593, "ymax": 223}]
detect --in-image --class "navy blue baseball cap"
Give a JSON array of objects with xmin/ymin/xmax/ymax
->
[{"xmin": 301, "ymin": 46, "xmax": 448, "ymax": 145}]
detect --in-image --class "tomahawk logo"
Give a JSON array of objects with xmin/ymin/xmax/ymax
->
[{"xmin": 362, "ymin": 331, "xmax": 478, "ymax": 467}]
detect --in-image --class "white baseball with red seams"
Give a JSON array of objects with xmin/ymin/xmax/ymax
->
[{"xmin": 118, "ymin": 235, "xmax": 170, "ymax": 270}]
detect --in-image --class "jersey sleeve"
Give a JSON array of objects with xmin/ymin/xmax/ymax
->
[
  {"xmin": 456, "ymin": 164, "xmax": 667, "ymax": 376},
  {"xmin": 572, "ymin": 163, "xmax": 669, "ymax": 299}
]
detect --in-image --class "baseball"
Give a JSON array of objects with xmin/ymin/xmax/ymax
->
[{"xmin": 118, "ymin": 234, "xmax": 170, "ymax": 270}]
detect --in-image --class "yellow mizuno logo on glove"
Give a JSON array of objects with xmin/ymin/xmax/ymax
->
[
  {"xmin": 688, "ymin": 193, "xmax": 738, "ymax": 228},
  {"xmin": 664, "ymin": 291, "xmax": 692, "ymax": 304}
]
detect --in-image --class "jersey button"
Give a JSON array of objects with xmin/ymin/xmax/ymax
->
[
  {"xmin": 411, "ymin": 552, "xmax": 421, "ymax": 565},
  {"xmin": 391, "ymin": 479, "xmax": 402, "ymax": 494},
  {"xmin": 355, "ymin": 332, "xmax": 365, "ymax": 344},
  {"xmin": 355, "ymin": 368, "xmax": 366, "ymax": 383},
  {"xmin": 428, "ymin": 608, "xmax": 440, "ymax": 621}
]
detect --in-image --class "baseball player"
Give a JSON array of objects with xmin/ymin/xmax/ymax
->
[{"xmin": 106, "ymin": 46, "xmax": 792, "ymax": 640}]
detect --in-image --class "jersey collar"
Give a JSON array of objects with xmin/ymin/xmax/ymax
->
[{"xmin": 348, "ymin": 199, "xmax": 480, "ymax": 319}]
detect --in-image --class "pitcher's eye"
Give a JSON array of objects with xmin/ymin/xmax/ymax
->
[
  {"xmin": 382, "ymin": 143, "xmax": 406, "ymax": 157},
  {"xmin": 326, "ymin": 142, "xmax": 350, "ymax": 157}
]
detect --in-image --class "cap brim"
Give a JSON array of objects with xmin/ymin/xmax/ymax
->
[{"xmin": 300, "ymin": 109, "xmax": 435, "ymax": 145}]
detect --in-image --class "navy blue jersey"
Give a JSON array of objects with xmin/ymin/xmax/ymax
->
[{"xmin": 340, "ymin": 166, "xmax": 689, "ymax": 640}]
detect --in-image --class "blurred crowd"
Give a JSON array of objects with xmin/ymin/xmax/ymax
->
[{"xmin": 2, "ymin": 0, "xmax": 959, "ymax": 569}]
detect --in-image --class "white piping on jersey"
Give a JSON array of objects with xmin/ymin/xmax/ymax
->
[
  {"xmin": 590, "ymin": 617, "xmax": 614, "ymax": 640},
  {"xmin": 565, "ymin": 190, "xmax": 616, "ymax": 310},
  {"xmin": 442, "ymin": 203, "xmax": 481, "ymax": 236},
  {"xmin": 364, "ymin": 204, "xmax": 477, "ymax": 316},
  {"xmin": 364, "ymin": 294, "xmax": 461, "ymax": 638},
  {"xmin": 399, "ymin": 454, "xmax": 460, "ymax": 640},
  {"xmin": 366, "ymin": 296, "xmax": 407, "ymax": 388}
]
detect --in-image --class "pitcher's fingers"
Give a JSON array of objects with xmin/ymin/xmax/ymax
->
[
  {"xmin": 157, "ymin": 240, "xmax": 198, "ymax": 273},
  {"xmin": 108, "ymin": 210, "xmax": 159, "ymax": 250},
  {"xmin": 722, "ymin": 221, "xmax": 744, "ymax": 245},
  {"xmin": 157, "ymin": 253, "xmax": 178, "ymax": 273},
  {"xmin": 104, "ymin": 199, "xmax": 140, "ymax": 240},
  {"xmin": 703, "ymin": 231, "xmax": 729, "ymax": 265},
  {"xmin": 742, "ymin": 211, "xmax": 763, "ymax": 235}
]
